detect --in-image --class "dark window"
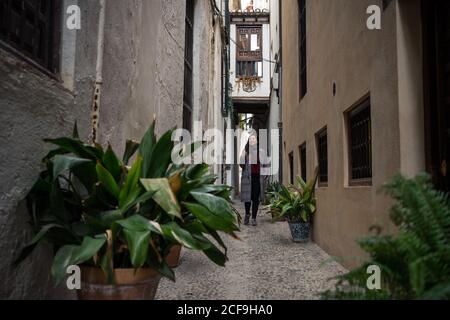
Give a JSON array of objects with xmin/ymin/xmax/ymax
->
[
  {"xmin": 317, "ymin": 128, "xmax": 328, "ymax": 186},
  {"xmin": 183, "ymin": 0, "xmax": 194, "ymax": 133},
  {"xmin": 300, "ymin": 143, "xmax": 307, "ymax": 182},
  {"xmin": 289, "ymin": 151, "xmax": 294, "ymax": 184},
  {"xmin": 423, "ymin": 0, "xmax": 450, "ymax": 191},
  {"xmin": 0, "ymin": 0, "xmax": 61, "ymax": 72},
  {"xmin": 298, "ymin": 0, "xmax": 307, "ymax": 98},
  {"xmin": 348, "ymin": 98, "xmax": 372, "ymax": 185},
  {"xmin": 236, "ymin": 61, "xmax": 260, "ymax": 77}
]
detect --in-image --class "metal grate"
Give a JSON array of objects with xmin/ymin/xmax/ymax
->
[
  {"xmin": 349, "ymin": 99, "xmax": 372, "ymax": 183},
  {"xmin": 317, "ymin": 129, "xmax": 328, "ymax": 185},
  {"xmin": 300, "ymin": 143, "xmax": 307, "ymax": 182},
  {"xmin": 298, "ymin": 0, "xmax": 307, "ymax": 99},
  {"xmin": 0, "ymin": 0, "xmax": 60, "ymax": 72},
  {"xmin": 183, "ymin": 0, "xmax": 195, "ymax": 133}
]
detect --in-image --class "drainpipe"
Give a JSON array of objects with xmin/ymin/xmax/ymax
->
[
  {"xmin": 224, "ymin": 0, "xmax": 231, "ymax": 117},
  {"xmin": 278, "ymin": 0, "xmax": 283, "ymax": 183},
  {"xmin": 223, "ymin": 0, "xmax": 234, "ymax": 188},
  {"xmin": 91, "ymin": 0, "xmax": 106, "ymax": 144}
]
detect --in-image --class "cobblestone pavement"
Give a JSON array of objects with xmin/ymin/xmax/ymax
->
[{"xmin": 156, "ymin": 204, "xmax": 347, "ymax": 300}]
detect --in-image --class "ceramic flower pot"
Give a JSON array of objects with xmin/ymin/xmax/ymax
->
[
  {"xmin": 165, "ymin": 245, "xmax": 182, "ymax": 268},
  {"xmin": 77, "ymin": 267, "xmax": 161, "ymax": 300},
  {"xmin": 288, "ymin": 221, "xmax": 311, "ymax": 243}
]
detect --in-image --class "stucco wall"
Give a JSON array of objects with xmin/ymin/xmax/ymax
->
[
  {"xmin": 0, "ymin": 0, "xmax": 186, "ymax": 299},
  {"xmin": 0, "ymin": 0, "xmax": 98, "ymax": 298},
  {"xmin": 396, "ymin": 0, "xmax": 426, "ymax": 177},
  {"xmin": 281, "ymin": 0, "xmax": 403, "ymax": 268},
  {"xmin": 99, "ymin": 0, "xmax": 185, "ymax": 152}
]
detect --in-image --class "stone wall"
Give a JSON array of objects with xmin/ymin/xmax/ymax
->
[{"xmin": 0, "ymin": 0, "xmax": 186, "ymax": 299}]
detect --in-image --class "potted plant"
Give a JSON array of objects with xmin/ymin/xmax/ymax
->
[
  {"xmin": 272, "ymin": 169, "xmax": 318, "ymax": 243},
  {"xmin": 15, "ymin": 121, "xmax": 239, "ymax": 300},
  {"xmin": 265, "ymin": 181, "xmax": 282, "ymax": 219}
]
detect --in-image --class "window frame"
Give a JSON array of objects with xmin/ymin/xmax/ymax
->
[
  {"xmin": 316, "ymin": 127, "xmax": 328, "ymax": 187},
  {"xmin": 183, "ymin": 0, "xmax": 195, "ymax": 133},
  {"xmin": 299, "ymin": 142, "xmax": 307, "ymax": 182},
  {"xmin": 236, "ymin": 24, "xmax": 263, "ymax": 79},
  {"xmin": 289, "ymin": 151, "xmax": 295, "ymax": 185},
  {"xmin": 0, "ymin": 0, "xmax": 61, "ymax": 75},
  {"xmin": 346, "ymin": 97, "xmax": 373, "ymax": 187},
  {"xmin": 298, "ymin": 0, "xmax": 307, "ymax": 100},
  {"xmin": 236, "ymin": 60, "xmax": 261, "ymax": 78}
]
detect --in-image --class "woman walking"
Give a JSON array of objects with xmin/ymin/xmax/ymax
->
[{"xmin": 240, "ymin": 132, "xmax": 269, "ymax": 226}]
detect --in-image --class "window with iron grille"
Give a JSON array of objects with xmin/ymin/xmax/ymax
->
[
  {"xmin": 183, "ymin": 0, "xmax": 194, "ymax": 133},
  {"xmin": 348, "ymin": 98, "xmax": 372, "ymax": 185},
  {"xmin": 300, "ymin": 143, "xmax": 307, "ymax": 182},
  {"xmin": 236, "ymin": 25, "xmax": 262, "ymax": 78},
  {"xmin": 0, "ymin": 0, "xmax": 61, "ymax": 73},
  {"xmin": 316, "ymin": 128, "xmax": 328, "ymax": 186},
  {"xmin": 298, "ymin": 0, "xmax": 307, "ymax": 99},
  {"xmin": 289, "ymin": 151, "xmax": 294, "ymax": 185}
]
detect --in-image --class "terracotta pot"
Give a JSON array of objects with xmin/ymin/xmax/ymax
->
[
  {"xmin": 78, "ymin": 267, "xmax": 161, "ymax": 300},
  {"xmin": 165, "ymin": 245, "xmax": 182, "ymax": 268}
]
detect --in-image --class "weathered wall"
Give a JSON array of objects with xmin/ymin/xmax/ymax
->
[
  {"xmin": 281, "ymin": 0, "xmax": 404, "ymax": 268},
  {"xmin": 0, "ymin": 0, "xmax": 186, "ymax": 299},
  {"xmin": 99, "ymin": 0, "xmax": 185, "ymax": 152},
  {"xmin": 0, "ymin": 0, "xmax": 99, "ymax": 299}
]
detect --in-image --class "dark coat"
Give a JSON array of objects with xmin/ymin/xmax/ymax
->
[{"xmin": 240, "ymin": 149, "xmax": 270, "ymax": 203}]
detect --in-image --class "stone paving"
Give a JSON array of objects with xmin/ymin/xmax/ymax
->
[{"xmin": 156, "ymin": 204, "xmax": 347, "ymax": 300}]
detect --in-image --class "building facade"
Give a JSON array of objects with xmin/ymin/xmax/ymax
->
[
  {"xmin": 0, "ymin": 0, "xmax": 225, "ymax": 299},
  {"xmin": 280, "ymin": 0, "xmax": 441, "ymax": 267},
  {"xmin": 226, "ymin": 0, "xmax": 281, "ymax": 194}
]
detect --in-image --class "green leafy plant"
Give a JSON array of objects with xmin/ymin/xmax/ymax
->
[
  {"xmin": 322, "ymin": 173, "xmax": 450, "ymax": 300},
  {"xmin": 271, "ymin": 169, "xmax": 319, "ymax": 223},
  {"xmin": 264, "ymin": 181, "xmax": 282, "ymax": 206},
  {"xmin": 15, "ymin": 121, "xmax": 239, "ymax": 285}
]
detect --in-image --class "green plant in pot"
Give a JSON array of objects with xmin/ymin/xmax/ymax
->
[
  {"xmin": 272, "ymin": 169, "xmax": 319, "ymax": 242},
  {"xmin": 265, "ymin": 181, "xmax": 282, "ymax": 219},
  {"xmin": 143, "ymin": 161, "xmax": 239, "ymax": 270},
  {"xmin": 15, "ymin": 121, "xmax": 240, "ymax": 300}
]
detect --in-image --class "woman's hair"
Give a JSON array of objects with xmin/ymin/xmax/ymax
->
[{"xmin": 245, "ymin": 131, "xmax": 259, "ymax": 154}]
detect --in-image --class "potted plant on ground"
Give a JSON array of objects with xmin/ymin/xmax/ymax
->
[
  {"xmin": 15, "ymin": 121, "xmax": 239, "ymax": 300},
  {"xmin": 265, "ymin": 181, "xmax": 282, "ymax": 220},
  {"xmin": 272, "ymin": 169, "xmax": 318, "ymax": 243}
]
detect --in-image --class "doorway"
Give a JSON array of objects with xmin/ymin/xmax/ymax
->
[{"xmin": 423, "ymin": 0, "xmax": 450, "ymax": 192}]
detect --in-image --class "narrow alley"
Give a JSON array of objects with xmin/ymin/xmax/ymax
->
[
  {"xmin": 157, "ymin": 204, "xmax": 346, "ymax": 300},
  {"xmin": 1, "ymin": 0, "xmax": 450, "ymax": 304}
]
